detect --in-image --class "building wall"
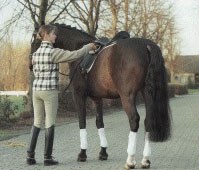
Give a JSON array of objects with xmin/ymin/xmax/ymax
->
[{"xmin": 173, "ymin": 73, "xmax": 195, "ymax": 86}]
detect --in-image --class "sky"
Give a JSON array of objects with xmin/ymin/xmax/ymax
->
[
  {"xmin": 0, "ymin": 0, "xmax": 199, "ymax": 55},
  {"xmin": 172, "ymin": 0, "xmax": 199, "ymax": 55}
]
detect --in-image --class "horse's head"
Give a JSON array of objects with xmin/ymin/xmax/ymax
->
[
  {"xmin": 30, "ymin": 23, "xmax": 96, "ymax": 55},
  {"xmin": 29, "ymin": 23, "xmax": 96, "ymax": 70}
]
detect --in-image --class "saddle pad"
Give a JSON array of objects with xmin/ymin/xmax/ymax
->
[{"xmin": 79, "ymin": 54, "xmax": 98, "ymax": 74}]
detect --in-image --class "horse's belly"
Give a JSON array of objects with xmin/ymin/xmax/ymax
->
[
  {"xmin": 89, "ymin": 88, "xmax": 120, "ymax": 99},
  {"xmin": 88, "ymin": 50, "xmax": 119, "ymax": 98},
  {"xmin": 88, "ymin": 73, "xmax": 119, "ymax": 98}
]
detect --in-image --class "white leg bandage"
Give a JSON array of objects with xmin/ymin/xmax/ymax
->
[
  {"xmin": 143, "ymin": 132, "xmax": 151, "ymax": 158},
  {"xmin": 126, "ymin": 155, "xmax": 136, "ymax": 166},
  {"xmin": 127, "ymin": 131, "xmax": 137, "ymax": 155},
  {"xmin": 141, "ymin": 132, "xmax": 151, "ymax": 167},
  {"xmin": 98, "ymin": 128, "xmax": 108, "ymax": 148},
  {"xmin": 126, "ymin": 131, "xmax": 137, "ymax": 166},
  {"xmin": 80, "ymin": 129, "xmax": 88, "ymax": 149},
  {"xmin": 126, "ymin": 132, "xmax": 137, "ymax": 167}
]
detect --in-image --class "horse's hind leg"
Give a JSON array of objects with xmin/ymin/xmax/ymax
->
[
  {"xmin": 121, "ymin": 94, "xmax": 140, "ymax": 169},
  {"xmin": 92, "ymin": 97, "xmax": 108, "ymax": 160},
  {"xmin": 141, "ymin": 132, "xmax": 151, "ymax": 169},
  {"xmin": 140, "ymin": 91, "xmax": 151, "ymax": 169}
]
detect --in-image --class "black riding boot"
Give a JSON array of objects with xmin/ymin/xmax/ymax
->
[
  {"xmin": 44, "ymin": 125, "xmax": 58, "ymax": 166},
  {"xmin": 26, "ymin": 126, "xmax": 40, "ymax": 165}
]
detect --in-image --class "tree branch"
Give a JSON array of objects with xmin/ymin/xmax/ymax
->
[
  {"xmin": 50, "ymin": 0, "xmax": 72, "ymax": 23},
  {"xmin": 0, "ymin": 6, "xmax": 26, "ymax": 40}
]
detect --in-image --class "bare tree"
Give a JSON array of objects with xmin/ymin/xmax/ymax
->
[
  {"xmin": 96, "ymin": 0, "xmax": 123, "ymax": 37},
  {"xmin": 0, "ymin": 0, "xmax": 73, "ymax": 40},
  {"xmin": 164, "ymin": 20, "xmax": 180, "ymax": 82},
  {"xmin": 0, "ymin": 37, "xmax": 29, "ymax": 90},
  {"xmin": 0, "ymin": 0, "xmax": 9, "ymax": 10},
  {"xmin": 0, "ymin": 1, "xmax": 25, "ymax": 40},
  {"xmin": 124, "ymin": 0, "xmax": 129, "ymax": 31},
  {"xmin": 97, "ymin": 0, "xmax": 179, "ymax": 82},
  {"xmin": 107, "ymin": 0, "xmax": 122, "ymax": 36},
  {"xmin": 16, "ymin": 0, "xmax": 72, "ymax": 28},
  {"xmin": 66, "ymin": 0, "xmax": 102, "ymax": 36}
]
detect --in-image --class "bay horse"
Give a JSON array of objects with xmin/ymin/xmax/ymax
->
[{"xmin": 30, "ymin": 23, "xmax": 171, "ymax": 169}]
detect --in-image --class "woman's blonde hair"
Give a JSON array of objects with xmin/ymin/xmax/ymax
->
[{"xmin": 37, "ymin": 24, "xmax": 57, "ymax": 40}]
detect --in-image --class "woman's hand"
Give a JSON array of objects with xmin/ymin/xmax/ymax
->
[{"xmin": 88, "ymin": 43, "xmax": 97, "ymax": 51}]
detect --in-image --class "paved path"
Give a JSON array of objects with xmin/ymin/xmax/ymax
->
[{"xmin": 1, "ymin": 94, "xmax": 199, "ymax": 170}]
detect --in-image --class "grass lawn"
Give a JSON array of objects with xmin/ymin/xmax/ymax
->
[
  {"xmin": 188, "ymin": 88, "xmax": 199, "ymax": 94},
  {"xmin": 0, "ymin": 95, "xmax": 28, "ymax": 140},
  {"xmin": 0, "ymin": 129, "xmax": 29, "ymax": 141}
]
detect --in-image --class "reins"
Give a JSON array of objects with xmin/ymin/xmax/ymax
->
[
  {"xmin": 59, "ymin": 59, "xmax": 83, "ymax": 92},
  {"xmin": 58, "ymin": 71, "xmax": 69, "ymax": 76}
]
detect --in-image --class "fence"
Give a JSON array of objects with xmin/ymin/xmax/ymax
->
[{"xmin": 0, "ymin": 91, "xmax": 28, "ymax": 96}]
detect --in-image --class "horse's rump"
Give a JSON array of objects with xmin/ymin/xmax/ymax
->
[{"xmin": 87, "ymin": 38, "xmax": 151, "ymax": 98}]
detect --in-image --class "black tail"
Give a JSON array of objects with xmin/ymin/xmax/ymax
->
[{"xmin": 145, "ymin": 44, "xmax": 171, "ymax": 142}]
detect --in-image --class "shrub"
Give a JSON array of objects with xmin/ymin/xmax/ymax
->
[
  {"xmin": 168, "ymin": 84, "xmax": 175, "ymax": 98},
  {"xmin": 187, "ymin": 76, "xmax": 197, "ymax": 89},
  {"xmin": 169, "ymin": 83, "xmax": 188, "ymax": 95},
  {"xmin": 0, "ymin": 96, "xmax": 19, "ymax": 123}
]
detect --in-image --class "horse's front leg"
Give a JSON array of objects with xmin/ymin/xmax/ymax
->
[
  {"xmin": 92, "ymin": 97, "xmax": 108, "ymax": 161},
  {"xmin": 73, "ymin": 91, "xmax": 88, "ymax": 162},
  {"xmin": 121, "ymin": 95, "xmax": 140, "ymax": 169}
]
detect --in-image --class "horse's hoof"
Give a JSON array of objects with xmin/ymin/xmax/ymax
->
[
  {"xmin": 98, "ymin": 147, "xmax": 108, "ymax": 161},
  {"xmin": 77, "ymin": 149, "xmax": 87, "ymax": 162},
  {"xmin": 77, "ymin": 156, "xmax": 87, "ymax": 162},
  {"xmin": 99, "ymin": 154, "xmax": 108, "ymax": 161},
  {"xmin": 77, "ymin": 154, "xmax": 87, "ymax": 162},
  {"xmin": 140, "ymin": 160, "xmax": 151, "ymax": 169},
  {"xmin": 124, "ymin": 162, "xmax": 135, "ymax": 169}
]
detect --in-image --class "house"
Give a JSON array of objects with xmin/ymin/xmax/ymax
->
[{"xmin": 173, "ymin": 55, "xmax": 199, "ymax": 87}]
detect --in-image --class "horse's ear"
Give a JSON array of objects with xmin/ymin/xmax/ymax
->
[
  {"xmin": 34, "ymin": 23, "xmax": 39, "ymax": 32},
  {"xmin": 41, "ymin": 21, "xmax": 45, "ymax": 26},
  {"xmin": 34, "ymin": 21, "xmax": 45, "ymax": 32}
]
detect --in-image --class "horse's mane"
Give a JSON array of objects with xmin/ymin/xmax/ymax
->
[{"xmin": 54, "ymin": 23, "xmax": 95, "ymax": 40}]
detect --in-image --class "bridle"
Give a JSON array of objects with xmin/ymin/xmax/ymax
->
[{"xmin": 60, "ymin": 60, "xmax": 83, "ymax": 92}]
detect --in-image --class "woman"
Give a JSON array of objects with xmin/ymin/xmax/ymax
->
[{"xmin": 26, "ymin": 24, "xmax": 96, "ymax": 166}]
